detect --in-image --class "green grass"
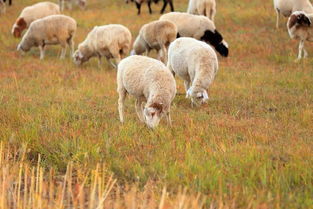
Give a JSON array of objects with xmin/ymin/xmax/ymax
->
[{"xmin": 0, "ymin": 0, "xmax": 313, "ymax": 208}]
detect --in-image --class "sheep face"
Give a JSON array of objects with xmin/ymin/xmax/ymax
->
[
  {"xmin": 143, "ymin": 103, "xmax": 163, "ymax": 129},
  {"xmin": 73, "ymin": 50, "xmax": 89, "ymax": 65},
  {"xmin": 17, "ymin": 37, "xmax": 35, "ymax": 53},
  {"xmin": 187, "ymin": 87, "xmax": 209, "ymax": 106},
  {"xmin": 201, "ymin": 30, "xmax": 229, "ymax": 57},
  {"xmin": 12, "ymin": 18, "xmax": 27, "ymax": 38}
]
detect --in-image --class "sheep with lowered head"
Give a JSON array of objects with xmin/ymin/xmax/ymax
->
[
  {"xmin": 12, "ymin": 2, "xmax": 60, "ymax": 38},
  {"xmin": 73, "ymin": 24, "xmax": 132, "ymax": 68},
  {"xmin": 117, "ymin": 55, "xmax": 177, "ymax": 129},
  {"xmin": 17, "ymin": 14, "xmax": 77, "ymax": 60},
  {"xmin": 187, "ymin": 0, "xmax": 216, "ymax": 22},
  {"xmin": 167, "ymin": 37, "xmax": 218, "ymax": 106},
  {"xmin": 287, "ymin": 11, "xmax": 313, "ymax": 60},
  {"xmin": 274, "ymin": 0, "xmax": 313, "ymax": 28},
  {"xmin": 160, "ymin": 12, "xmax": 228, "ymax": 57},
  {"xmin": 131, "ymin": 20, "xmax": 178, "ymax": 64}
]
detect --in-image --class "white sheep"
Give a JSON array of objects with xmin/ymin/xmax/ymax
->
[
  {"xmin": 117, "ymin": 55, "xmax": 177, "ymax": 129},
  {"xmin": 131, "ymin": 20, "xmax": 178, "ymax": 64},
  {"xmin": 73, "ymin": 24, "xmax": 132, "ymax": 68},
  {"xmin": 17, "ymin": 14, "xmax": 77, "ymax": 60},
  {"xmin": 167, "ymin": 37, "xmax": 218, "ymax": 106},
  {"xmin": 274, "ymin": 0, "xmax": 313, "ymax": 28},
  {"xmin": 160, "ymin": 12, "xmax": 228, "ymax": 57},
  {"xmin": 12, "ymin": 2, "xmax": 60, "ymax": 38},
  {"xmin": 187, "ymin": 0, "xmax": 216, "ymax": 22},
  {"xmin": 287, "ymin": 11, "xmax": 313, "ymax": 60},
  {"xmin": 59, "ymin": 0, "xmax": 86, "ymax": 11}
]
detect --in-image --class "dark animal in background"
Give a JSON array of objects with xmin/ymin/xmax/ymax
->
[
  {"xmin": 156, "ymin": 0, "xmax": 174, "ymax": 14},
  {"xmin": 3, "ymin": 0, "xmax": 12, "ymax": 6},
  {"xmin": 125, "ymin": 0, "xmax": 174, "ymax": 15}
]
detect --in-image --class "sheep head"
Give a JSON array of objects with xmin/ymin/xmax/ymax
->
[
  {"xmin": 201, "ymin": 29, "xmax": 229, "ymax": 57},
  {"xmin": 187, "ymin": 87, "xmax": 209, "ymax": 106},
  {"xmin": 143, "ymin": 102, "xmax": 163, "ymax": 129},
  {"xmin": 288, "ymin": 11, "xmax": 311, "ymax": 29},
  {"xmin": 12, "ymin": 17, "xmax": 27, "ymax": 38}
]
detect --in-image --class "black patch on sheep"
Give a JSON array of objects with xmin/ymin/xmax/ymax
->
[
  {"xmin": 201, "ymin": 29, "xmax": 228, "ymax": 57},
  {"xmin": 297, "ymin": 13, "xmax": 311, "ymax": 27},
  {"xmin": 215, "ymin": 43, "xmax": 229, "ymax": 57}
]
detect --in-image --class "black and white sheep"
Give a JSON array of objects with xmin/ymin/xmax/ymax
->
[{"xmin": 160, "ymin": 12, "xmax": 228, "ymax": 57}]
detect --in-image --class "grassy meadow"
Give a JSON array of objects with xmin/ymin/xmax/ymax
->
[{"xmin": 0, "ymin": 0, "xmax": 313, "ymax": 208}]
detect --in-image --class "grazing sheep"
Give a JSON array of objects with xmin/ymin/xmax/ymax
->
[
  {"xmin": 117, "ymin": 55, "xmax": 177, "ymax": 129},
  {"xmin": 59, "ymin": 0, "xmax": 86, "ymax": 11},
  {"xmin": 131, "ymin": 20, "xmax": 178, "ymax": 64},
  {"xmin": 167, "ymin": 37, "xmax": 218, "ymax": 106},
  {"xmin": 0, "ymin": 0, "xmax": 5, "ymax": 14},
  {"xmin": 160, "ymin": 12, "xmax": 228, "ymax": 57},
  {"xmin": 73, "ymin": 24, "xmax": 132, "ymax": 68},
  {"xmin": 12, "ymin": 2, "xmax": 60, "ymax": 38},
  {"xmin": 187, "ymin": 0, "xmax": 216, "ymax": 22},
  {"xmin": 17, "ymin": 15, "xmax": 77, "ymax": 60},
  {"xmin": 287, "ymin": 11, "xmax": 313, "ymax": 60},
  {"xmin": 274, "ymin": 0, "xmax": 313, "ymax": 28},
  {"xmin": 126, "ymin": 0, "xmax": 173, "ymax": 15}
]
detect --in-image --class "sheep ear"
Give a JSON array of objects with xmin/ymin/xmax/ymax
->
[{"xmin": 17, "ymin": 18, "xmax": 27, "ymax": 29}]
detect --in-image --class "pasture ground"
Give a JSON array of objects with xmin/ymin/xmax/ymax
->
[{"xmin": 0, "ymin": 0, "xmax": 312, "ymax": 208}]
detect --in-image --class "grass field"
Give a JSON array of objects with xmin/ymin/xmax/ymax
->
[{"xmin": 0, "ymin": 0, "xmax": 313, "ymax": 208}]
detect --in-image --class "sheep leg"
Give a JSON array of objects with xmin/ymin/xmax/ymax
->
[
  {"xmin": 60, "ymin": 45, "xmax": 67, "ymax": 59},
  {"xmin": 59, "ymin": 0, "xmax": 64, "ymax": 11},
  {"xmin": 39, "ymin": 45, "xmax": 46, "ymax": 60},
  {"xmin": 97, "ymin": 55, "xmax": 102, "ymax": 68},
  {"xmin": 147, "ymin": 0, "xmax": 152, "ymax": 14},
  {"xmin": 184, "ymin": 81, "xmax": 191, "ymax": 98},
  {"xmin": 135, "ymin": 98, "xmax": 145, "ymax": 122},
  {"xmin": 67, "ymin": 1, "xmax": 72, "ymax": 10},
  {"xmin": 68, "ymin": 38, "xmax": 75, "ymax": 57},
  {"xmin": 166, "ymin": 111, "xmax": 172, "ymax": 127},
  {"xmin": 207, "ymin": 4, "xmax": 215, "ymax": 22},
  {"xmin": 109, "ymin": 52, "xmax": 121, "ymax": 69},
  {"xmin": 160, "ymin": 0, "xmax": 168, "ymax": 14},
  {"xmin": 136, "ymin": 2, "xmax": 141, "ymax": 15},
  {"xmin": 169, "ymin": 0, "xmax": 174, "ymax": 12},
  {"xmin": 275, "ymin": 9, "xmax": 280, "ymax": 29},
  {"xmin": 297, "ymin": 40, "xmax": 305, "ymax": 61},
  {"xmin": 303, "ymin": 48, "xmax": 308, "ymax": 58},
  {"xmin": 161, "ymin": 46, "xmax": 168, "ymax": 64},
  {"xmin": 118, "ymin": 89, "xmax": 127, "ymax": 123}
]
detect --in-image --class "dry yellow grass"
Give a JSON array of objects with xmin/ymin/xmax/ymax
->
[{"xmin": 0, "ymin": 0, "xmax": 313, "ymax": 208}]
